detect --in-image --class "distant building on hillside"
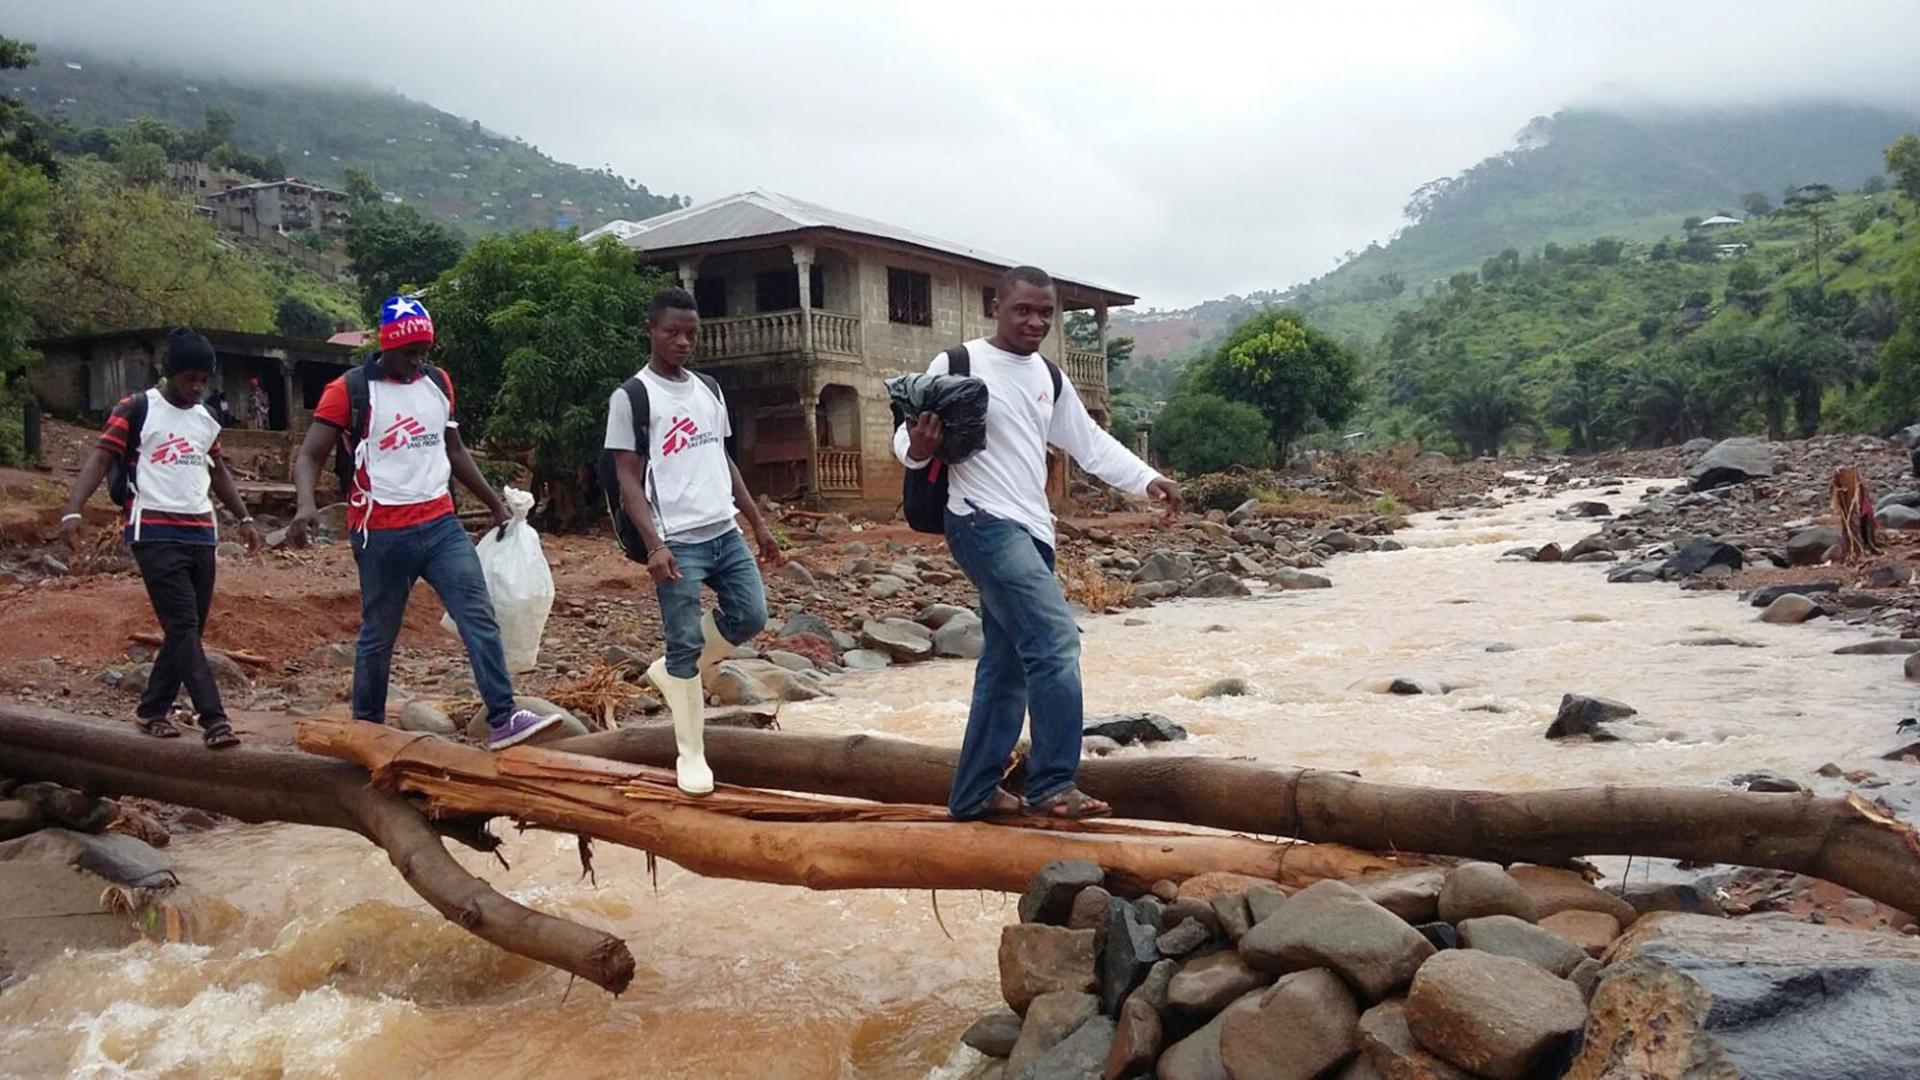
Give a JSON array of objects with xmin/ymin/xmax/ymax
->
[
  {"xmin": 1696, "ymin": 214, "xmax": 1742, "ymax": 229},
  {"xmin": 581, "ymin": 189, "xmax": 1133, "ymax": 504},
  {"xmin": 202, "ymin": 179, "xmax": 352, "ymax": 241},
  {"xmin": 169, "ymin": 161, "xmax": 251, "ymax": 201}
]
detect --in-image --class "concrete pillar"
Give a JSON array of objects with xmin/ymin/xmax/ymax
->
[
  {"xmin": 677, "ymin": 258, "xmax": 699, "ymax": 292},
  {"xmin": 792, "ymin": 243, "xmax": 815, "ymax": 355},
  {"xmin": 1095, "ymin": 299, "xmax": 1109, "ymax": 352}
]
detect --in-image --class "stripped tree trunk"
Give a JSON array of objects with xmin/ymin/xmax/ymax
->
[{"xmin": 553, "ymin": 726, "xmax": 1920, "ymax": 917}]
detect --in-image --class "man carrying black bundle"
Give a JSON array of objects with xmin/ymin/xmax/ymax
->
[
  {"xmin": 893, "ymin": 266, "xmax": 1182, "ymax": 821},
  {"xmin": 59, "ymin": 328, "xmax": 261, "ymax": 747}
]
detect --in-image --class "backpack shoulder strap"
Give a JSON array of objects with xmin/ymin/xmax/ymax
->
[
  {"xmin": 621, "ymin": 376, "xmax": 651, "ymax": 461},
  {"xmin": 122, "ymin": 390, "xmax": 150, "ymax": 458},
  {"xmin": 344, "ymin": 365, "xmax": 370, "ymax": 441},
  {"xmin": 944, "ymin": 343, "xmax": 970, "ymax": 377},
  {"xmin": 422, "ymin": 364, "xmax": 451, "ymax": 400},
  {"xmin": 1045, "ymin": 358, "xmax": 1063, "ymax": 401},
  {"xmin": 693, "ymin": 371, "xmax": 722, "ymax": 402}
]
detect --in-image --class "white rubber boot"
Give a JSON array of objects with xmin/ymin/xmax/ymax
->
[
  {"xmin": 696, "ymin": 610, "xmax": 734, "ymax": 685},
  {"xmin": 647, "ymin": 658, "xmax": 713, "ymax": 796}
]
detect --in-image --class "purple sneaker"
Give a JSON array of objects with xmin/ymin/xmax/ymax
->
[{"xmin": 488, "ymin": 709, "xmax": 562, "ymax": 751}]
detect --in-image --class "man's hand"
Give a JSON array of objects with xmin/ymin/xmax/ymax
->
[
  {"xmin": 754, "ymin": 524, "xmax": 786, "ymax": 567},
  {"xmin": 906, "ymin": 411, "xmax": 944, "ymax": 462},
  {"xmin": 239, "ymin": 520, "xmax": 265, "ymax": 554},
  {"xmin": 287, "ymin": 506, "xmax": 317, "ymax": 548},
  {"xmin": 1147, "ymin": 477, "xmax": 1185, "ymax": 520},
  {"xmin": 60, "ymin": 515, "xmax": 83, "ymax": 553},
  {"xmin": 646, "ymin": 545, "xmax": 680, "ymax": 583},
  {"xmin": 491, "ymin": 504, "xmax": 512, "ymax": 541}
]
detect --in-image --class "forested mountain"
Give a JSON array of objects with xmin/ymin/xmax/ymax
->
[{"xmin": 11, "ymin": 47, "xmax": 681, "ymax": 236}]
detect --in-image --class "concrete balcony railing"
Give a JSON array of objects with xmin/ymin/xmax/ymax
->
[
  {"xmin": 817, "ymin": 448, "xmax": 863, "ymax": 492},
  {"xmin": 1061, "ymin": 348, "xmax": 1108, "ymax": 400},
  {"xmin": 698, "ymin": 309, "xmax": 862, "ymax": 362}
]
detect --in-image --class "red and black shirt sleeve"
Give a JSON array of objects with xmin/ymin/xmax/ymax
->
[{"xmin": 96, "ymin": 395, "xmax": 140, "ymax": 456}]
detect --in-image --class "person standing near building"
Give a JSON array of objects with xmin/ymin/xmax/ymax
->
[
  {"xmin": 604, "ymin": 287, "xmax": 781, "ymax": 796},
  {"xmin": 894, "ymin": 266, "xmax": 1182, "ymax": 820},
  {"xmin": 247, "ymin": 377, "xmax": 270, "ymax": 430},
  {"xmin": 286, "ymin": 295, "xmax": 563, "ymax": 750},
  {"xmin": 59, "ymin": 327, "xmax": 261, "ymax": 748}
]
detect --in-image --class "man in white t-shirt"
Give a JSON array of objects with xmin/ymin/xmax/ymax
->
[
  {"xmin": 605, "ymin": 287, "xmax": 783, "ymax": 796},
  {"xmin": 894, "ymin": 266, "xmax": 1182, "ymax": 821}
]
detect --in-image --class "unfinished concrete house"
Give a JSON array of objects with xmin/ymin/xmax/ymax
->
[{"xmin": 584, "ymin": 190, "xmax": 1133, "ymax": 504}]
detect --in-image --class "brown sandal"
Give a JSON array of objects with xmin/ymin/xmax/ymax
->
[
  {"xmin": 136, "ymin": 715, "xmax": 182, "ymax": 739},
  {"xmin": 1027, "ymin": 786, "xmax": 1111, "ymax": 820},
  {"xmin": 956, "ymin": 786, "xmax": 1023, "ymax": 822},
  {"xmin": 202, "ymin": 720, "xmax": 240, "ymax": 750}
]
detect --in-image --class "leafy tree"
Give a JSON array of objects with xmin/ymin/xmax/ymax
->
[
  {"xmin": 427, "ymin": 231, "xmax": 668, "ymax": 499},
  {"xmin": 1187, "ymin": 309, "xmax": 1361, "ymax": 462},
  {"xmin": 344, "ymin": 202, "xmax": 463, "ymax": 320},
  {"xmin": 1434, "ymin": 365, "xmax": 1532, "ymax": 457},
  {"xmin": 1887, "ymin": 134, "xmax": 1920, "ymax": 204},
  {"xmin": 0, "ymin": 36, "xmax": 54, "ymax": 176},
  {"xmin": 1106, "ymin": 410, "xmax": 1138, "ymax": 451},
  {"xmin": 12, "ymin": 161, "xmax": 274, "ymax": 337},
  {"xmin": 1784, "ymin": 183, "xmax": 1838, "ymax": 283},
  {"xmin": 1545, "ymin": 356, "xmax": 1619, "ymax": 451},
  {"xmin": 0, "ymin": 153, "xmax": 52, "ymax": 424},
  {"xmin": 114, "ymin": 139, "xmax": 168, "ymax": 187},
  {"xmin": 1148, "ymin": 393, "xmax": 1270, "ymax": 475},
  {"xmin": 342, "ymin": 166, "xmax": 381, "ymax": 206},
  {"xmin": 1725, "ymin": 259, "xmax": 1769, "ymax": 314},
  {"xmin": 1104, "ymin": 334, "xmax": 1135, "ymax": 380},
  {"xmin": 1588, "ymin": 237, "xmax": 1625, "ymax": 266},
  {"xmin": 202, "ymin": 106, "xmax": 236, "ymax": 147},
  {"xmin": 1621, "ymin": 347, "xmax": 1735, "ymax": 446},
  {"xmin": 1742, "ymin": 191, "xmax": 1773, "ymax": 218},
  {"xmin": 275, "ymin": 292, "xmax": 337, "ymax": 339},
  {"xmin": 1863, "ymin": 175, "xmax": 1887, "ymax": 196},
  {"xmin": 1876, "ymin": 254, "xmax": 1920, "ymax": 423},
  {"xmin": 1064, "ymin": 310, "xmax": 1137, "ymax": 380}
]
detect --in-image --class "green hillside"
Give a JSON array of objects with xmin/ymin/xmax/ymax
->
[{"xmin": 12, "ymin": 47, "xmax": 681, "ymax": 236}]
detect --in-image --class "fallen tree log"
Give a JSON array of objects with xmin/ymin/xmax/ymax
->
[
  {"xmin": 0, "ymin": 703, "xmax": 635, "ymax": 993},
  {"xmin": 553, "ymin": 726, "xmax": 1920, "ymax": 916},
  {"xmin": 126, "ymin": 632, "xmax": 271, "ymax": 668},
  {"xmin": 295, "ymin": 719, "xmax": 1408, "ymax": 895}
]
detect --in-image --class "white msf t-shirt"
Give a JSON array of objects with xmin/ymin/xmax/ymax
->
[
  {"xmin": 891, "ymin": 339, "xmax": 1160, "ymax": 548},
  {"xmin": 604, "ymin": 366, "xmax": 738, "ymax": 544}
]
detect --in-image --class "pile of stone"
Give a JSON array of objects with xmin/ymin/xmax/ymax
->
[{"xmin": 958, "ymin": 858, "xmax": 1699, "ymax": 1080}]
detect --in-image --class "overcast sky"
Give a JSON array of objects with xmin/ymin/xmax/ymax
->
[{"xmin": 9, "ymin": 1, "xmax": 1919, "ymax": 309}]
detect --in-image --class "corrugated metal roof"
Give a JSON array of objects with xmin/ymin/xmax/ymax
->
[{"xmin": 583, "ymin": 189, "xmax": 1132, "ymax": 302}]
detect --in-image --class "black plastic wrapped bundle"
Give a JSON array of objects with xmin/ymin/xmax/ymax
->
[{"xmin": 887, "ymin": 373, "xmax": 990, "ymax": 463}]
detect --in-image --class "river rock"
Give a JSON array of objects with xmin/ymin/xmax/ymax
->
[
  {"xmin": 1660, "ymin": 537, "xmax": 1743, "ymax": 578},
  {"xmin": 1531, "ymin": 542, "xmax": 1564, "ymax": 563},
  {"xmin": 1456, "ymin": 914, "xmax": 1587, "ymax": 976},
  {"xmin": 1157, "ymin": 991, "xmax": 1262, "ymax": 1080},
  {"xmin": 1907, "ymin": 654, "xmax": 1920, "ymax": 683},
  {"xmin": 1239, "ymin": 879, "xmax": 1435, "ymax": 1002},
  {"xmin": 1437, "ymin": 863, "xmax": 1537, "ymax": 923},
  {"xmin": 933, "ymin": 614, "xmax": 985, "ymax": 660},
  {"xmin": 1544, "ymin": 693, "xmax": 1637, "ymax": 741},
  {"xmin": 918, "ymin": 602, "xmax": 970, "ymax": 629},
  {"xmin": 1184, "ymin": 572, "xmax": 1251, "ymax": 598},
  {"xmin": 1178, "ymin": 871, "xmax": 1282, "ymax": 900},
  {"xmin": 1878, "ymin": 504, "xmax": 1920, "ymax": 530},
  {"xmin": 1620, "ymin": 881, "xmax": 1722, "ymax": 918},
  {"xmin": 1211, "ymin": 892, "xmax": 1254, "ymax": 943},
  {"xmin": 1102, "ymin": 899, "xmax": 1160, "ymax": 1016},
  {"xmin": 859, "ymin": 619, "xmax": 933, "ymax": 662},
  {"xmin": 1131, "ymin": 552, "xmax": 1194, "ymax": 584},
  {"xmin": 1786, "ymin": 526, "xmax": 1843, "ymax": 566},
  {"xmin": 778, "ymin": 612, "xmax": 835, "ymax": 641},
  {"xmin": 1271, "ymin": 568, "xmax": 1333, "ymax": 590},
  {"xmin": 1351, "ymin": 867, "xmax": 1446, "ymax": 925},
  {"xmin": 1199, "ymin": 676, "xmax": 1250, "ymax": 699},
  {"xmin": 1068, "ymin": 885, "xmax": 1113, "ymax": 935},
  {"xmin": 1538, "ymin": 909, "xmax": 1620, "ymax": 957},
  {"xmin": 1006, "ymin": 990, "xmax": 1098, "ymax": 1074},
  {"xmin": 1744, "ymin": 582, "xmax": 1839, "ymax": 608},
  {"xmin": 1131, "ymin": 580, "xmax": 1182, "ymax": 601},
  {"xmin": 204, "ymin": 652, "xmax": 252, "ymax": 701},
  {"xmin": 1156, "ymin": 918, "xmax": 1210, "ymax": 958},
  {"xmin": 397, "ymin": 700, "xmax": 456, "ymax": 736},
  {"xmin": 1168, "ymin": 950, "xmax": 1274, "ymax": 1013},
  {"xmin": 1565, "ymin": 913, "xmax": 1920, "ymax": 1080},
  {"xmin": 1014, "ymin": 1013, "xmax": 1112, "ymax": 1080},
  {"xmin": 963, "ymin": 1010, "xmax": 1024, "ymax": 1058},
  {"xmin": 840, "ymin": 649, "xmax": 892, "ymax": 670},
  {"xmin": 1246, "ymin": 886, "xmax": 1287, "ymax": 926},
  {"xmin": 1567, "ymin": 500, "xmax": 1611, "ymax": 518},
  {"xmin": 1020, "ymin": 860, "xmax": 1105, "ymax": 925},
  {"xmin": 1355, "ymin": 998, "xmax": 1472, "ymax": 1080},
  {"xmin": 1405, "ymin": 949, "xmax": 1587, "ymax": 1080},
  {"xmin": 1081, "ymin": 712, "xmax": 1187, "ymax": 745},
  {"xmin": 1000, "ymin": 924, "xmax": 1098, "ymax": 1014},
  {"xmin": 1606, "ymin": 560, "xmax": 1663, "ymax": 584},
  {"xmin": 1164, "ymin": 896, "xmax": 1221, "ymax": 937},
  {"xmin": 1688, "ymin": 437, "xmax": 1773, "ymax": 491},
  {"xmin": 1219, "ymin": 967, "xmax": 1360, "ymax": 1080},
  {"xmin": 866, "ymin": 574, "xmax": 907, "ymax": 600},
  {"xmin": 1105, "ymin": 996, "xmax": 1162, "ymax": 1079},
  {"xmin": 1506, "ymin": 865, "xmax": 1638, "ymax": 927},
  {"xmin": 1759, "ymin": 593, "xmax": 1821, "ymax": 624},
  {"xmin": 1835, "ymin": 638, "xmax": 1920, "ymax": 656},
  {"xmin": 464, "ymin": 698, "xmax": 586, "ymax": 743}
]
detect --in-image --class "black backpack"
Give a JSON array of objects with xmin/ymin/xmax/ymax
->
[
  {"xmin": 338, "ymin": 358, "xmax": 453, "ymax": 493},
  {"xmin": 597, "ymin": 370, "xmax": 723, "ymax": 562},
  {"xmin": 900, "ymin": 345, "xmax": 1062, "ymax": 534},
  {"xmin": 105, "ymin": 391, "xmax": 151, "ymax": 509}
]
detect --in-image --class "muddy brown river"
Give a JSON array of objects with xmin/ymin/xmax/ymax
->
[{"xmin": 2, "ymin": 481, "xmax": 1911, "ymax": 1078}]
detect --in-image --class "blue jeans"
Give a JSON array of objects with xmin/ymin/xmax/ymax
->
[
  {"xmin": 942, "ymin": 507, "xmax": 1083, "ymax": 819},
  {"xmin": 351, "ymin": 514, "xmax": 516, "ymax": 729},
  {"xmin": 656, "ymin": 530, "xmax": 769, "ymax": 678}
]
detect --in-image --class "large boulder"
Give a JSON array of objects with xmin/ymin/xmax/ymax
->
[
  {"xmin": 1878, "ymin": 504, "xmax": 1920, "ymax": 530},
  {"xmin": 1688, "ymin": 437, "xmax": 1773, "ymax": 491},
  {"xmin": 1271, "ymin": 568, "xmax": 1333, "ymax": 590},
  {"xmin": 1538, "ymin": 909, "xmax": 1621, "ymax": 957},
  {"xmin": 1786, "ymin": 526, "xmax": 1843, "ymax": 566},
  {"xmin": 1566, "ymin": 914, "xmax": 1920, "ymax": 1080},
  {"xmin": 1355, "ymin": 998, "xmax": 1473, "ymax": 1080},
  {"xmin": 1759, "ymin": 593, "xmax": 1821, "ymax": 625},
  {"xmin": 1131, "ymin": 552, "xmax": 1194, "ymax": 585},
  {"xmin": 1545, "ymin": 694, "xmax": 1637, "ymax": 741},
  {"xmin": 1746, "ymin": 581, "xmax": 1840, "ymax": 607},
  {"xmin": 1506, "ymin": 864, "xmax": 1638, "ymax": 928},
  {"xmin": 1351, "ymin": 867, "xmax": 1447, "ymax": 925},
  {"xmin": 858, "ymin": 619, "xmax": 933, "ymax": 663},
  {"xmin": 1005, "ymin": 989, "xmax": 1098, "ymax": 1075},
  {"xmin": 1167, "ymin": 950, "xmax": 1274, "ymax": 1014},
  {"xmin": 1183, "ymin": 572, "xmax": 1251, "ymax": 599},
  {"xmin": 1104, "ymin": 996, "xmax": 1162, "ymax": 1080},
  {"xmin": 1101, "ymin": 899, "xmax": 1160, "ymax": 1015},
  {"xmin": 1659, "ymin": 537, "xmax": 1743, "ymax": 578},
  {"xmin": 1156, "ymin": 991, "xmax": 1262, "ymax": 1080},
  {"xmin": 1019, "ymin": 860, "xmax": 1105, "ymax": 926},
  {"xmin": 1219, "ymin": 967, "xmax": 1360, "ymax": 1080},
  {"xmin": 1014, "ymin": 1013, "xmax": 1113, "ymax": 1080},
  {"xmin": 777, "ymin": 611, "xmax": 836, "ymax": 642},
  {"xmin": 1405, "ymin": 949, "xmax": 1587, "ymax": 1080},
  {"xmin": 1456, "ymin": 914, "xmax": 1587, "ymax": 977},
  {"xmin": 1437, "ymin": 862, "xmax": 1538, "ymax": 924},
  {"xmin": 1081, "ymin": 712, "xmax": 1188, "ymax": 745},
  {"xmin": 1238, "ymin": 879, "xmax": 1435, "ymax": 1002},
  {"xmin": 999, "ymin": 924, "xmax": 1098, "ymax": 1015},
  {"xmin": 962, "ymin": 1010, "xmax": 1022, "ymax": 1058},
  {"xmin": 932, "ymin": 615, "xmax": 985, "ymax": 659}
]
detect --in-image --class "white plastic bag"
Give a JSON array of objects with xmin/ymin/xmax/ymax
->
[{"xmin": 443, "ymin": 486, "xmax": 553, "ymax": 673}]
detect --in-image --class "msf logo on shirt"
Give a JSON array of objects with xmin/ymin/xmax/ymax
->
[
  {"xmin": 378, "ymin": 413, "xmax": 440, "ymax": 452},
  {"xmin": 660, "ymin": 415, "xmax": 719, "ymax": 456},
  {"xmin": 149, "ymin": 433, "xmax": 205, "ymax": 469}
]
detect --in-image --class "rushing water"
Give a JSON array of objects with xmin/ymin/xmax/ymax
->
[{"xmin": 3, "ymin": 481, "xmax": 1913, "ymax": 1078}]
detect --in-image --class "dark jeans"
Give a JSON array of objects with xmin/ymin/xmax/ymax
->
[
  {"xmin": 942, "ymin": 507, "xmax": 1083, "ymax": 819},
  {"xmin": 655, "ymin": 529, "xmax": 769, "ymax": 678},
  {"xmin": 132, "ymin": 542, "xmax": 226, "ymax": 725},
  {"xmin": 351, "ymin": 514, "xmax": 515, "ymax": 728}
]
